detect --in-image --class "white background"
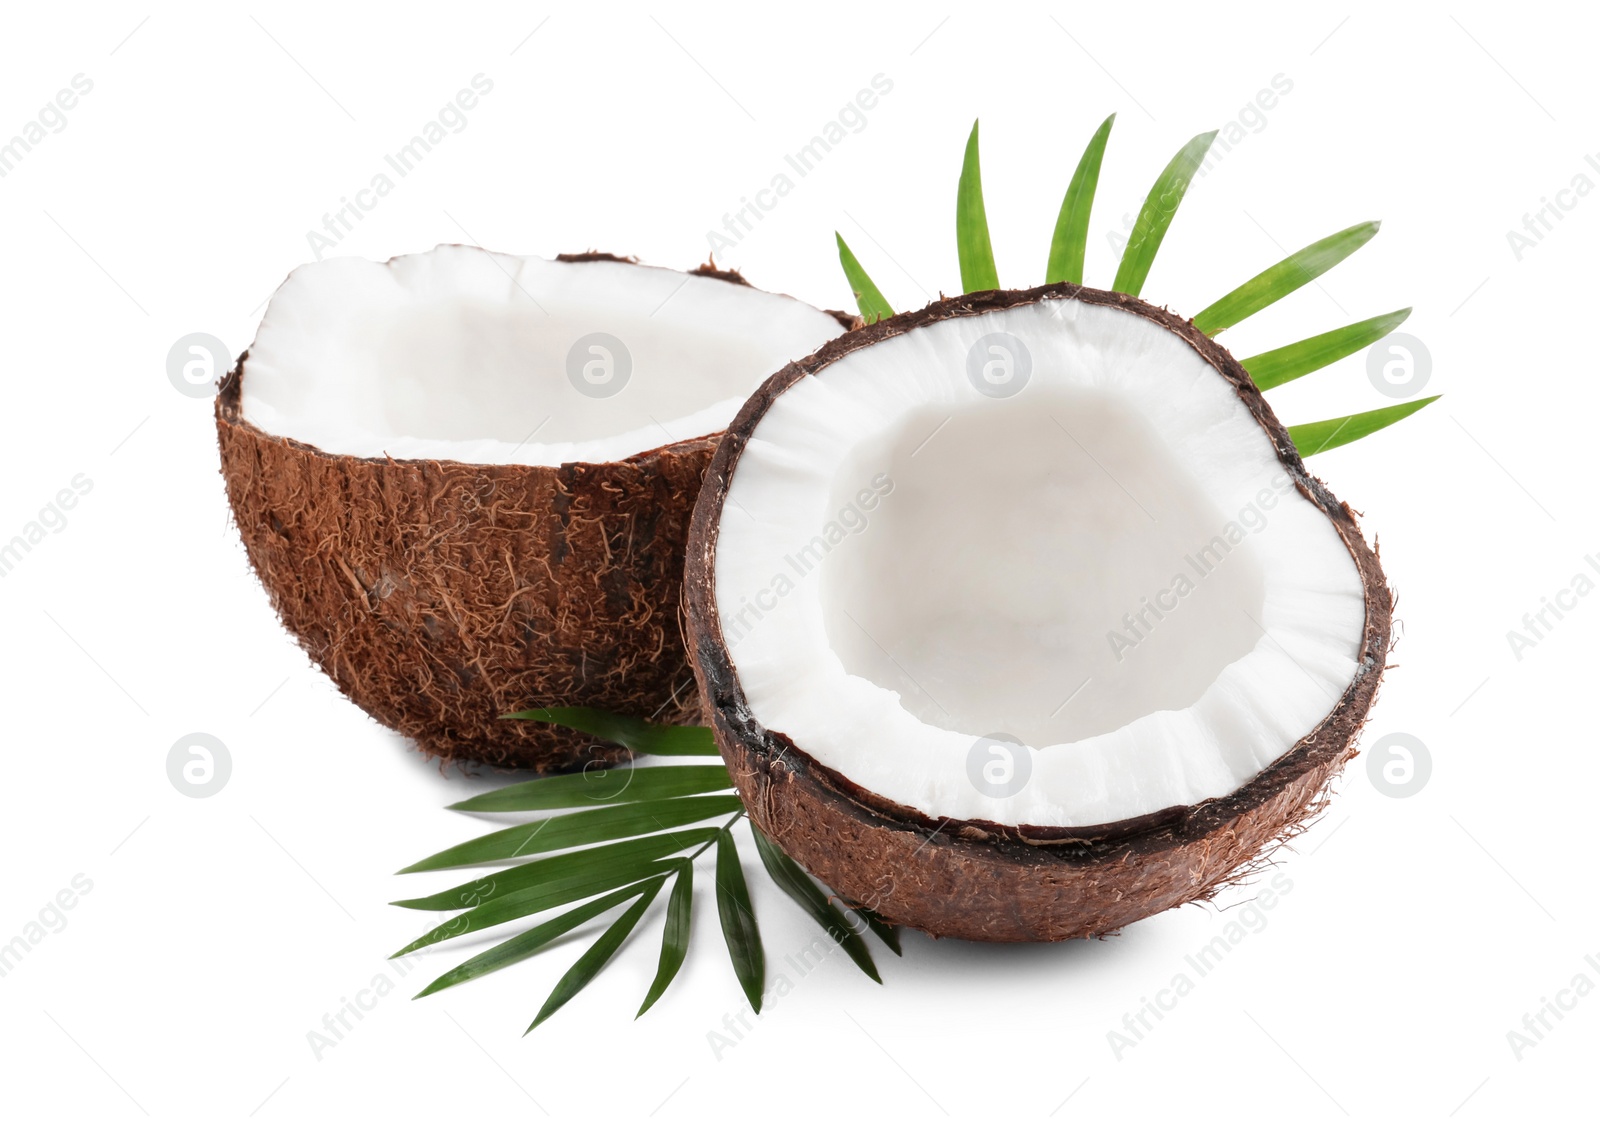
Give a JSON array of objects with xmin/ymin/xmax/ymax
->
[{"xmin": 1, "ymin": 1, "xmax": 1593, "ymax": 1127}]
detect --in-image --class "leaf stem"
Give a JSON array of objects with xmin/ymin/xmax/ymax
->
[{"xmin": 686, "ymin": 808, "xmax": 746, "ymax": 864}]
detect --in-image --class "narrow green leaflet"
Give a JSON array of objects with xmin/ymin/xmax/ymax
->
[
  {"xmin": 637, "ymin": 861, "xmax": 694, "ymax": 1017},
  {"xmin": 836, "ymin": 232, "xmax": 894, "ymax": 324},
  {"xmin": 394, "ymin": 708, "xmax": 913, "ymax": 1031},
  {"xmin": 751, "ymin": 827, "xmax": 879, "ymax": 983},
  {"xmin": 503, "ymin": 707, "xmax": 720, "ymax": 756},
  {"xmin": 398, "ymin": 793, "xmax": 743, "ymax": 873},
  {"xmin": 844, "ymin": 900, "xmax": 902, "ymax": 956},
  {"xmin": 715, "ymin": 829, "xmax": 765, "ymax": 1012},
  {"xmin": 450, "ymin": 764, "xmax": 733, "ymax": 813},
  {"xmin": 393, "ymin": 827, "xmax": 719, "ymax": 912},
  {"xmin": 1289, "ymin": 396, "xmax": 1439, "ymax": 456},
  {"xmin": 1192, "ymin": 221, "xmax": 1381, "ymax": 335},
  {"xmin": 392, "ymin": 852, "xmax": 678, "ymax": 957},
  {"xmin": 956, "ymin": 120, "xmax": 1000, "ymax": 293},
  {"xmin": 414, "ymin": 880, "xmax": 656, "ymax": 999},
  {"xmin": 527, "ymin": 875, "xmax": 667, "ymax": 1032},
  {"xmin": 1112, "ymin": 129, "xmax": 1217, "ymax": 298},
  {"xmin": 1045, "ymin": 113, "xmax": 1115, "ymax": 286},
  {"xmin": 1240, "ymin": 308, "xmax": 1413, "ymax": 391}
]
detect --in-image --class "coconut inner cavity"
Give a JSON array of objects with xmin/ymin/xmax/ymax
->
[
  {"xmin": 714, "ymin": 298, "xmax": 1368, "ymax": 829},
  {"xmin": 817, "ymin": 390, "xmax": 1269, "ymax": 749},
  {"xmin": 239, "ymin": 246, "xmax": 845, "ymax": 467}
]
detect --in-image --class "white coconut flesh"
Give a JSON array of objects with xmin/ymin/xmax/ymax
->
[
  {"xmin": 714, "ymin": 298, "xmax": 1368, "ymax": 829},
  {"xmin": 239, "ymin": 245, "xmax": 846, "ymax": 467}
]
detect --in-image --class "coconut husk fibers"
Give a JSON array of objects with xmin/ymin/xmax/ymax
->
[
  {"xmin": 217, "ymin": 255, "xmax": 853, "ymax": 774},
  {"xmin": 684, "ymin": 284, "xmax": 1393, "ymax": 943}
]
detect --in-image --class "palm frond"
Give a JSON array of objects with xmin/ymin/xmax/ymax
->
[
  {"xmin": 637, "ymin": 861, "xmax": 694, "ymax": 1017},
  {"xmin": 714, "ymin": 828, "xmax": 766, "ymax": 1012},
  {"xmin": 1193, "ymin": 221, "xmax": 1380, "ymax": 335},
  {"xmin": 1112, "ymin": 129, "xmax": 1216, "ymax": 297},
  {"xmin": 393, "ymin": 711, "xmax": 897, "ymax": 1033},
  {"xmin": 1239, "ymin": 308, "xmax": 1412, "ymax": 391},
  {"xmin": 752, "ymin": 826, "xmax": 879, "ymax": 982},
  {"xmin": 1045, "ymin": 113, "xmax": 1115, "ymax": 286},
  {"xmin": 957, "ymin": 119, "xmax": 1000, "ymax": 292},
  {"xmin": 527, "ymin": 876, "xmax": 667, "ymax": 1032},
  {"xmin": 836, "ymin": 232, "xmax": 894, "ymax": 324},
  {"xmin": 1289, "ymin": 396, "xmax": 1439, "ymax": 456},
  {"xmin": 449, "ymin": 763, "xmax": 733, "ymax": 813}
]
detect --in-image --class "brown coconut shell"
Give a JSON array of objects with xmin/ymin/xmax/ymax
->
[
  {"xmin": 217, "ymin": 256, "xmax": 853, "ymax": 774},
  {"xmin": 684, "ymin": 284, "xmax": 1392, "ymax": 942}
]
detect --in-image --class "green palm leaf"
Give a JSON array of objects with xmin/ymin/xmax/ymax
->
[
  {"xmin": 845, "ymin": 900, "xmax": 902, "ymax": 956},
  {"xmin": 715, "ymin": 829, "xmax": 765, "ymax": 1012},
  {"xmin": 751, "ymin": 826, "xmax": 879, "ymax": 983},
  {"xmin": 1045, "ymin": 113, "xmax": 1115, "ymax": 286},
  {"xmin": 503, "ymin": 707, "xmax": 720, "ymax": 756},
  {"xmin": 397, "ymin": 709, "xmax": 906, "ymax": 1030},
  {"xmin": 392, "ymin": 852, "xmax": 679, "ymax": 957},
  {"xmin": 449, "ymin": 764, "xmax": 733, "ymax": 813},
  {"xmin": 836, "ymin": 232, "xmax": 894, "ymax": 324},
  {"xmin": 1112, "ymin": 129, "xmax": 1217, "ymax": 298},
  {"xmin": 527, "ymin": 875, "xmax": 667, "ymax": 1032},
  {"xmin": 397, "ymin": 793, "xmax": 743, "ymax": 874},
  {"xmin": 1240, "ymin": 309, "xmax": 1413, "ymax": 391},
  {"xmin": 637, "ymin": 861, "xmax": 694, "ymax": 1017},
  {"xmin": 957, "ymin": 120, "xmax": 1000, "ymax": 292},
  {"xmin": 413, "ymin": 879, "xmax": 657, "ymax": 999},
  {"xmin": 1289, "ymin": 396, "xmax": 1439, "ymax": 456},
  {"xmin": 1193, "ymin": 221, "xmax": 1380, "ymax": 335},
  {"xmin": 393, "ymin": 827, "xmax": 718, "ymax": 912}
]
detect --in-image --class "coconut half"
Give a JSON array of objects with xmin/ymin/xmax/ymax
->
[
  {"xmin": 684, "ymin": 284, "xmax": 1390, "ymax": 942},
  {"xmin": 218, "ymin": 244, "xmax": 849, "ymax": 771}
]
